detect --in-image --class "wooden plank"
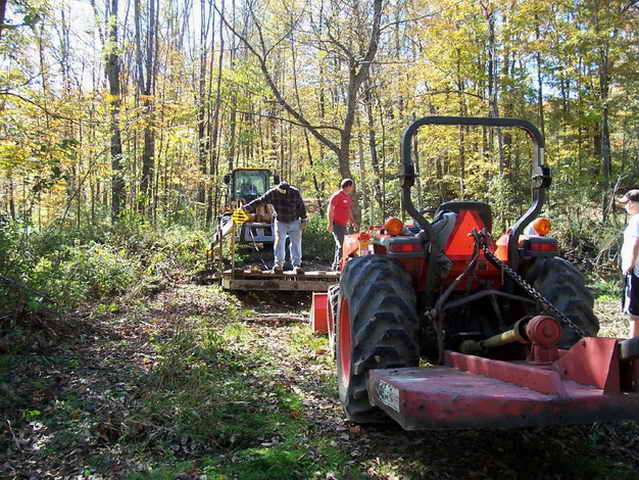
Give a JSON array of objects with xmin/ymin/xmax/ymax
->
[
  {"xmin": 284, "ymin": 271, "xmax": 339, "ymax": 277},
  {"xmin": 222, "ymin": 277, "xmax": 336, "ymax": 292},
  {"xmin": 244, "ymin": 313, "xmax": 307, "ymax": 325},
  {"xmin": 223, "ymin": 270, "xmax": 339, "ymax": 280}
]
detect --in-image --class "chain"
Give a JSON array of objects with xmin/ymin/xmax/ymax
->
[{"xmin": 473, "ymin": 231, "xmax": 589, "ymax": 339}]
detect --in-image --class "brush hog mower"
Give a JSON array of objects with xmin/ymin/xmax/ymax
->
[{"xmin": 312, "ymin": 116, "xmax": 639, "ymax": 430}]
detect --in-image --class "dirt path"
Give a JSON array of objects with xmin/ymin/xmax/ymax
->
[{"xmin": 2, "ymin": 283, "xmax": 639, "ymax": 479}]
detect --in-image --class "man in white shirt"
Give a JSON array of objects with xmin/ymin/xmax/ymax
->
[{"xmin": 618, "ymin": 189, "xmax": 639, "ymax": 337}]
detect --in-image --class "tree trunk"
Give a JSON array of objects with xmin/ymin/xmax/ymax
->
[
  {"xmin": 136, "ymin": 0, "xmax": 157, "ymax": 216},
  {"xmin": 485, "ymin": 6, "xmax": 503, "ymax": 172},
  {"xmin": 107, "ymin": 0, "xmax": 124, "ymax": 222},
  {"xmin": 0, "ymin": 0, "xmax": 7, "ymax": 40},
  {"xmin": 457, "ymin": 49, "xmax": 466, "ymax": 196},
  {"xmin": 205, "ymin": 0, "xmax": 217, "ymax": 227},
  {"xmin": 290, "ymin": 30, "xmax": 324, "ymax": 212},
  {"xmin": 596, "ymin": 9, "xmax": 612, "ymax": 221},
  {"xmin": 8, "ymin": 175, "xmax": 15, "ymax": 220},
  {"xmin": 536, "ymin": 24, "xmax": 545, "ymax": 141},
  {"xmin": 356, "ymin": 114, "xmax": 369, "ymax": 224},
  {"xmin": 364, "ymin": 83, "xmax": 383, "ymax": 218},
  {"xmin": 209, "ymin": 0, "xmax": 225, "ymax": 225},
  {"xmin": 196, "ymin": 0, "xmax": 210, "ymax": 205}
]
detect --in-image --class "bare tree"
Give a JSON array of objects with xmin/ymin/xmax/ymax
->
[
  {"xmin": 106, "ymin": 0, "xmax": 124, "ymax": 221},
  {"xmin": 195, "ymin": 0, "xmax": 213, "ymax": 205},
  {"xmin": 207, "ymin": 0, "xmax": 225, "ymax": 226},
  {"xmin": 215, "ymin": 0, "xmax": 383, "ymax": 185},
  {"xmin": 134, "ymin": 0, "xmax": 159, "ymax": 215}
]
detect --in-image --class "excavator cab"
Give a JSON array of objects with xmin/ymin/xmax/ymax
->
[
  {"xmin": 217, "ymin": 168, "xmax": 280, "ymax": 245},
  {"xmin": 225, "ymin": 169, "xmax": 276, "ymax": 204}
]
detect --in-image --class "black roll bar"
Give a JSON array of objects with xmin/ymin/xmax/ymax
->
[{"xmin": 399, "ymin": 116, "xmax": 551, "ymax": 277}]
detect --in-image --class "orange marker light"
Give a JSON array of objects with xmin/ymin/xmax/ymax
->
[
  {"xmin": 358, "ymin": 232, "xmax": 371, "ymax": 256},
  {"xmin": 532, "ymin": 217, "xmax": 551, "ymax": 236},
  {"xmin": 383, "ymin": 217, "xmax": 404, "ymax": 236}
]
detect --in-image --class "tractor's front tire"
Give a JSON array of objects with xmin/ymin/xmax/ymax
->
[
  {"xmin": 336, "ymin": 255, "xmax": 420, "ymax": 423},
  {"xmin": 525, "ymin": 257, "xmax": 599, "ymax": 347}
]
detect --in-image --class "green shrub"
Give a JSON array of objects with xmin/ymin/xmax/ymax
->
[
  {"xmin": 61, "ymin": 242, "xmax": 139, "ymax": 298},
  {"xmin": 17, "ymin": 242, "xmax": 139, "ymax": 310},
  {"xmin": 0, "ymin": 222, "xmax": 42, "ymax": 313},
  {"xmin": 302, "ymin": 215, "xmax": 334, "ymax": 262},
  {"xmin": 0, "ymin": 218, "xmax": 212, "ymax": 316}
]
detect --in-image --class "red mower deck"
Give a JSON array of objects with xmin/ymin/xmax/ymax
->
[{"xmin": 367, "ymin": 339, "xmax": 639, "ymax": 430}]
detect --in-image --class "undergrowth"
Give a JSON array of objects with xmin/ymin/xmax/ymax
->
[
  {"xmin": 301, "ymin": 215, "xmax": 335, "ymax": 263},
  {"xmin": 0, "ymin": 283, "xmax": 361, "ymax": 478},
  {"xmin": 0, "ymin": 218, "xmax": 209, "ymax": 353},
  {"xmin": 132, "ymin": 317, "xmax": 352, "ymax": 478}
]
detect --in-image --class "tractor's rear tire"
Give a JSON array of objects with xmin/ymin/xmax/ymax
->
[
  {"xmin": 525, "ymin": 257, "xmax": 599, "ymax": 348},
  {"xmin": 336, "ymin": 255, "xmax": 420, "ymax": 423}
]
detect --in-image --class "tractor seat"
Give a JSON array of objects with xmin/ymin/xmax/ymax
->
[
  {"xmin": 408, "ymin": 211, "xmax": 457, "ymax": 247},
  {"xmin": 429, "ymin": 211, "xmax": 457, "ymax": 248},
  {"xmin": 434, "ymin": 201, "xmax": 493, "ymax": 232}
]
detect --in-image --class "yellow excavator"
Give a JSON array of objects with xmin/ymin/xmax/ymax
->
[{"xmin": 208, "ymin": 168, "xmax": 338, "ymax": 292}]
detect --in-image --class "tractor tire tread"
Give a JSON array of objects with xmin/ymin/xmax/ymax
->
[
  {"xmin": 336, "ymin": 255, "xmax": 419, "ymax": 423},
  {"xmin": 526, "ymin": 257, "xmax": 599, "ymax": 347}
]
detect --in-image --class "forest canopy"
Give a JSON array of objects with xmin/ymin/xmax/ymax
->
[{"xmin": 0, "ymin": 0, "xmax": 638, "ymax": 229}]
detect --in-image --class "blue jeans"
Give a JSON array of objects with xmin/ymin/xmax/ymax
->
[{"xmin": 274, "ymin": 219, "xmax": 302, "ymax": 267}]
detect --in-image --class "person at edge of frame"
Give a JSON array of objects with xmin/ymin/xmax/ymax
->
[
  {"xmin": 327, "ymin": 178, "xmax": 358, "ymax": 271},
  {"xmin": 617, "ymin": 189, "xmax": 639, "ymax": 338},
  {"xmin": 243, "ymin": 181, "xmax": 307, "ymax": 275}
]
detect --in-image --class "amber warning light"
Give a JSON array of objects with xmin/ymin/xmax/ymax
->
[
  {"xmin": 383, "ymin": 217, "xmax": 404, "ymax": 236},
  {"xmin": 531, "ymin": 217, "xmax": 551, "ymax": 236},
  {"xmin": 357, "ymin": 233, "xmax": 371, "ymax": 256}
]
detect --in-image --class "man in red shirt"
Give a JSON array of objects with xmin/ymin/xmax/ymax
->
[{"xmin": 327, "ymin": 178, "xmax": 357, "ymax": 270}]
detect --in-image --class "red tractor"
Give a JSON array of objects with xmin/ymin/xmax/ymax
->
[{"xmin": 314, "ymin": 116, "xmax": 639, "ymax": 430}]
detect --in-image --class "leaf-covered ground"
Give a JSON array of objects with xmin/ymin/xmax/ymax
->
[{"xmin": 2, "ymin": 281, "xmax": 639, "ymax": 479}]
